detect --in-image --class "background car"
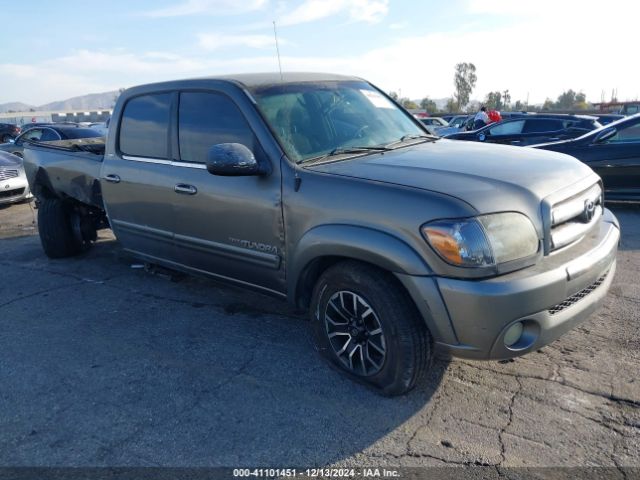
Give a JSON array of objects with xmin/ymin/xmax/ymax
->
[
  {"xmin": 433, "ymin": 115, "xmax": 470, "ymax": 136},
  {"xmin": 419, "ymin": 117, "xmax": 448, "ymax": 135},
  {"xmin": 0, "ymin": 125, "xmax": 103, "ymax": 158},
  {"xmin": 0, "ymin": 123, "xmax": 21, "ymax": 143},
  {"xmin": 592, "ymin": 114, "xmax": 625, "ymax": 125},
  {"xmin": 0, "ymin": 150, "xmax": 31, "ymax": 205},
  {"xmin": 445, "ymin": 115, "xmax": 601, "ymax": 146},
  {"xmin": 531, "ymin": 113, "xmax": 640, "ymax": 201}
]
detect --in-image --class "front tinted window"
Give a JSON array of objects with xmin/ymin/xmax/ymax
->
[
  {"xmin": 489, "ymin": 120, "xmax": 525, "ymax": 135},
  {"xmin": 610, "ymin": 121, "xmax": 640, "ymax": 143},
  {"xmin": 252, "ymin": 81, "xmax": 424, "ymax": 163},
  {"xmin": 178, "ymin": 92, "xmax": 255, "ymax": 163},
  {"xmin": 21, "ymin": 129, "xmax": 43, "ymax": 141},
  {"xmin": 119, "ymin": 93, "xmax": 172, "ymax": 158},
  {"xmin": 523, "ymin": 119, "xmax": 563, "ymax": 133}
]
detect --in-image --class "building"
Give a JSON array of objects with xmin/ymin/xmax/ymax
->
[{"xmin": 0, "ymin": 109, "xmax": 112, "ymax": 125}]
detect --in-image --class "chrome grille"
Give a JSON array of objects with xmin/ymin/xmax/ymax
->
[
  {"xmin": 548, "ymin": 271, "xmax": 609, "ymax": 315},
  {"xmin": 549, "ymin": 183, "xmax": 602, "ymax": 251},
  {"xmin": 0, "ymin": 168, "xmax": 19, "ymax": 181}
]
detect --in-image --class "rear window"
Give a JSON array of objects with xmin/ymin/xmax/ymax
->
[
  {"xmin": 61, "ymin": 128, "xmax": 103, "ymax": 139},
  {"xmin": 119, "ymin": 93, "xmax": 172, "ymax": 158}
]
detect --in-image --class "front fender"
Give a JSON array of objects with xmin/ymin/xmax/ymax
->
[{"xmin": 289, "ymin": 224, "xmax": 432, "ymax": 298}]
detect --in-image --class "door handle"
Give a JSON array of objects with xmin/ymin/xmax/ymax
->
[
  {"xmin": 174, "ymin": 184, "xmax": 198, "ymax": 195},
  {"xmin": 104, "ymin": 174, "xmax": 121, "ymax": 183}
]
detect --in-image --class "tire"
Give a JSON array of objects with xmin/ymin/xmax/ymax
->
[
  {"xmin": 310, "ymin": 260, "xmax": 432, "ymax": 396},
  {"xmin": 37, "ymin": 199, "xmax": 88, "ymax": 258}
]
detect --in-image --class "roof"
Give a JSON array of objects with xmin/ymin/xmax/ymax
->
[{"xmin": 124, "ymin": 72, "xmax": 364, "ymax": 95}]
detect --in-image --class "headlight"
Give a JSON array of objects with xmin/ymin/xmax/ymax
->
[{"xmin": 422, "ymin": 212, "xmax": 539, "ymax": 268}]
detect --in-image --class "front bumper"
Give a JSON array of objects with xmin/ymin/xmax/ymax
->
[
  {"xmin": 0, "ymin": 176, "xmax": 31, "ymax": 205},
  {"xmin": 397, "ymin": 208, "xmax": 620, "ymax": 360}
]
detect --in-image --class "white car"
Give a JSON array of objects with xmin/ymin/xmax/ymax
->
[
  {"xmin": 434, "ymin": 115, "xmax": 470, "ymax": 136},
  {"xmin": 0, "ymin": 151, "xmax": 31, "ymax": 205},
  {"xmin": 419, "ymin": 117, "xmax": 448, "ymax": 135}
]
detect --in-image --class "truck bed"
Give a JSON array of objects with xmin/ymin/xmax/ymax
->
[{"xmin": 22, "ymin": 138, "xmax": 105, "ymax": 209}]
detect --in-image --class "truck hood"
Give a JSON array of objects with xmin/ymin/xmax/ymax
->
[{"xmin": 304, "ymin": 139, "xmax": 597, "ymax": 219}]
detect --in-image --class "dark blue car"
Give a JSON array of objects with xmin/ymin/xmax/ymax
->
[{"xmin": 532, "ymin": 114, "xmax": 640, "ymax": 201}]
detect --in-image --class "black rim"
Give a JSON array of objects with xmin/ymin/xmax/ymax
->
[{"xmin": 323, "ymin": 290, "xmax": 386, "ymax": 376}]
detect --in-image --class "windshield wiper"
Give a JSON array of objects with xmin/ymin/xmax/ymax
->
[
  {"xmin": 300, "ymin": 146, "xmax": 390, "ymax": 164},
  {"xmin": 384, "ymin": 134, "xmax": 434, "ymax": 149}
]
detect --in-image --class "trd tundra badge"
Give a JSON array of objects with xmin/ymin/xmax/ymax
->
[{"xmin": 229, "ymin": 237, "xmax": 278, "ymax": 255}]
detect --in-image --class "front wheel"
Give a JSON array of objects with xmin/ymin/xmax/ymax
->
[{"xmin": 310, "ymin": 261, "xmax": 432, "ymax": 396}]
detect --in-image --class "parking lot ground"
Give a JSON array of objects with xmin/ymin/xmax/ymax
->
[{"xmin": 0, "ymin": 201, "xmax": 638, "ymax": 469}]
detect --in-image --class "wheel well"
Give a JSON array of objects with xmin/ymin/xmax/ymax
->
[{"xmin": 295, "ymin": 256, "xmax": 414, "ymax": 311}]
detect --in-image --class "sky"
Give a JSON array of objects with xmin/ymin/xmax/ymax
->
[{"xmin": 1, "ymin": 0, "xmax": 639, "ymax": 106}]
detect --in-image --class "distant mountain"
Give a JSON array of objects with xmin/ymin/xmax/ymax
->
[
  {"xmin": 0, "ymin": 102, "xmax": 35, "ymax": 113},
  {"xmin": 39, "ymin": 91, "xmax": 120, "ymax": 112},
  {"xmin": 0, "ymin": 91, "xmax": 120, "ymax": 114}
]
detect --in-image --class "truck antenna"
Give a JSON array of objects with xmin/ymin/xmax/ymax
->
[{"xmin": 273, "ymin": 20, "xmax": 283, "ymax": 82}]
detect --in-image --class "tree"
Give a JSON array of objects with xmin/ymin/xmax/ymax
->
[
  {"xmin": 420, "ymin": 97, "xmax": 438, "ymax": 113},
  {"xmin": 484, "ymin": 91, "xmax": 503, "ymax": 110},
  {"xmin": 389, "ymin": 91, "xmax": 399, "ymax": 101},
  {"xmin": 542, "ymin": 98, "xmax": 555, "ymax": 111},
  {"xmin": 513, "ymin": 100, "xmax": 524, "ymax": 111},
  {"xmin": 502, "ymin": 89, "xmax": 511, "ymax": 109},
  {"xmin": 401, "ymin": 98, "xmax": 418, "ymax": 109},
  {"xmin": 445, "ymin": 98, "xmax": 457, "ymax": 113},
  {"xmin": 111, "ymin": 87, "xmax": 126, "ymax": 108},
  {"xmin": 453, "ymin": 62, "xmax": 477, "ymax": 111},
  {"xmin": 556, "ymin": 89, "xmax": 577, "ymax": 110}
]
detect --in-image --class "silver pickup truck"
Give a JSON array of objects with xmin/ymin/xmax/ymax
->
[{"xmin": 23, "ymin": 73, "xmax": 619, "ymax": 395}]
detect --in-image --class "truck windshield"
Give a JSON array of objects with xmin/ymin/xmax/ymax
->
[{"xmin": 251, "ymin": 81, "xmax": 427, "ymax": 163}]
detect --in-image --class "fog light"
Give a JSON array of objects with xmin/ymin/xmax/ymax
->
[{"xmin": 504, "ymin": 322, "xmax": 524, "ymax": 347}]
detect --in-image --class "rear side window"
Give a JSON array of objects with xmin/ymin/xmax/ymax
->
[
  {"xmin": 178, "ymin": 92, "xmax": 255, "ymax": 163},
  {"xmin": 523, "ymin": 119, "xmax": 563, "ymax": 133},
  {"xmin": 489, "ymin": 120, "xmax": 524, "ymax": 135},
  {"xmin": 119, "ymin": 93, "xmax": 172, "ymax": 158}
]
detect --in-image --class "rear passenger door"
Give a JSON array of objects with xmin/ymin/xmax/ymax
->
[
  {"xmin": 101, "ymin": 92, "xmax": 178, "ymax": 262},
  {"xmin": 170, "ymin": 90, "xmax": 285, "ymax": 294},
  {"xmin": 519, "ymin": 119, "xmax": 565, "ymax": 145},
  {"xmin": 585, "ymin": 118, "xmax": 640, "ymax": 197}
]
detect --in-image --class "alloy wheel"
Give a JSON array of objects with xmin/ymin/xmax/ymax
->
[{"xmin": 323, "ymin": 290, "xmax": 386, "ymax": 376}]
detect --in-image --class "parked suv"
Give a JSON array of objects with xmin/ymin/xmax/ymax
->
[{"xmin": 23, "ymin": 74, "xmax": 619, "ymax": 395}]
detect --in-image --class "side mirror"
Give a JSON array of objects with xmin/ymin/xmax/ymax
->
[
  {"xmin": 594, "ymin": 128, "xmax": 617, "ymax": 144},
  {"xmin": 206, "ymin": 143, "xmax": 270, "ymax": 177},
  {"xmin": 478, "ymin": 133, "xmax": 487, "ymax": 142}
]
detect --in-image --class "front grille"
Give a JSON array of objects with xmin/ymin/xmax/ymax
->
[
  {"xmin": 549, "ymin": 183, "xmax": 602, "ymax": 251},
  {"xmin": 0, "ymin": 168, "xmax": 19, "ymax": 181},
  {"xmin": 547, "ymin": 271, "xmax": 609, "ymax": 315},
  {"xmin": 0, "ymin": 187, "xmax": 25, "ymax": 199}
]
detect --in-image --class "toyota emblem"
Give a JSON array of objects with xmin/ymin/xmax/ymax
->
[{"xmin": 583, "ymin": 199, "xmax": 596, "ymax": 221}]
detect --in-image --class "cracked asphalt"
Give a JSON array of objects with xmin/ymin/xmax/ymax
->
[{"xmin": 0, "ymin": 201, "xmax": 638, "ymax": 469}]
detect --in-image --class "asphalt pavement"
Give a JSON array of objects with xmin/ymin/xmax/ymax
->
[{"xmin": 0, "ymin": 200, "xmax": 638, "ymax": 470}]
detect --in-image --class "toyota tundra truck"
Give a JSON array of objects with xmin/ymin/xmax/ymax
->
[{"xmin": 22, "ymin": 73, "xmax": 619, "ymax": 395}]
